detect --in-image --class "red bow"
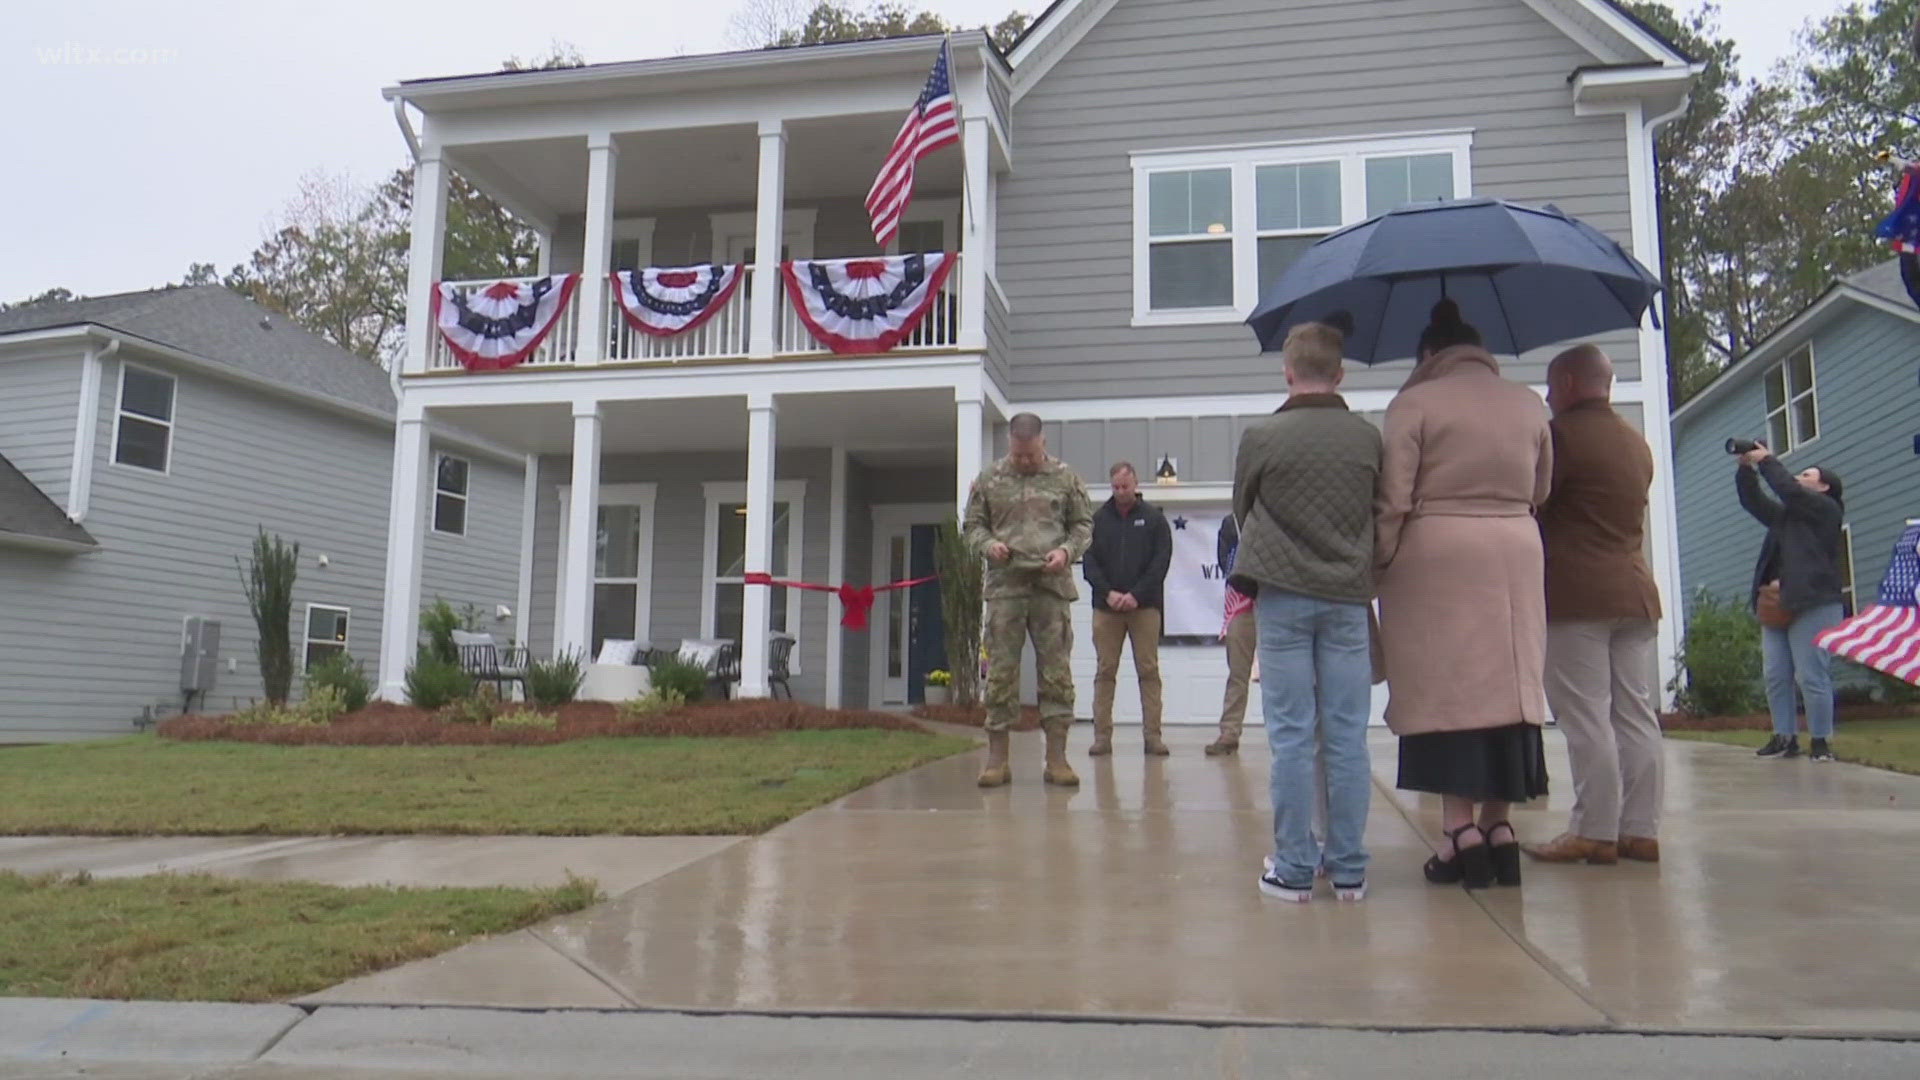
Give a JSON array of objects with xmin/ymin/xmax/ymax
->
[{"xmin": 743, "ymin": 572, "xmax": 937, "ymax": 630}]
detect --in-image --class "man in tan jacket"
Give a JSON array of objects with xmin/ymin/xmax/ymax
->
[{"xmin": 1525, "ymin": 345, "xmax": 1664, "ymax": 865}]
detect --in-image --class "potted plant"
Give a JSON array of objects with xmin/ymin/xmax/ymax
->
[{"xmin": 924, "ymin": 669, "xmax": 953, "ymax": 706}]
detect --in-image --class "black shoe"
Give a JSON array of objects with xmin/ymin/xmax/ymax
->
[
  {"xmin": 1756, "ymin": 735, "xmax": 1795, "ymax": 758},
  {"xmin": 1781, "ymin": 736, "xmax": 1802, "ymax": 758},
  {"xmin": 1485, "ymin": 821, "xmax": 1522, "ymax": 887},
  {"xmin": 1424, "ymin": 823, "xmax": 1493, "ymax": 890},
  {"xmin": 1810, "ymin": 738, "xmax": 1835, "ymax": 762}
]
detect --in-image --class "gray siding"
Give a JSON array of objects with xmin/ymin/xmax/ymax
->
[
  {"xmin": 999, "ymin": 0, "xmax": 1639, "ymax": 400},
  {"xmin": 985, "ymin": 283, "xmax": 1012, "ymax": 393},
  {"xmin": 1673, "ymin": 306, "xmax": 1920, "ymax": 621},
  {"xmin": 0, "ymin": 351, "xmax": 522, "ymax": 742},
  {"xmin": 422, "ymin": 446, "xmax": 526, "ymax": 638},
  {"xmin": 0, "ymin": 350, "xmax": 81, "ymax": 506}
]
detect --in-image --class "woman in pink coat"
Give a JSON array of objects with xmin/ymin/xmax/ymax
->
[{"xmin": 1374, "ymin": 300, "xmax": 1553, "ymax": 891}]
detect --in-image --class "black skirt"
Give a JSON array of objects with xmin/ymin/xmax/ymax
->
[{"xmin": 1397, "ymin": 723, "xmax": 1549, "ymax": 803}]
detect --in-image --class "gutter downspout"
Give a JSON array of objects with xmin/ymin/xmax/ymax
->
[{"xmin": 66, "ymin": 335, "xmax": 118, "ymax": 523}]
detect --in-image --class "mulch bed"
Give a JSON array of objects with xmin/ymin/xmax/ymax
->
[
  {"xmin": 912, "ymin": 703, "xmax": 1043, "ymax": 731},
  {"xmin": 1660, "ymin": 702, "xmax": 1920, "ymax": 732},
  {"xmin": 156, "ymin": 699, "xmax": 928, "ymax": 747}
]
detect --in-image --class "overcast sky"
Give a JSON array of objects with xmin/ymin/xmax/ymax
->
[{"xmin": 1, "ymin": 0, "xmax": 1850, "ymax": 304}]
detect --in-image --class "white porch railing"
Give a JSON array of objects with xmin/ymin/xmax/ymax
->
[
  {"xmin": 426, "ymin": 277, "xmax": 581, "ymax": 371},
  {"xmin": 606, "ymin": 275, "xmax": 753, "ymax": 363},
  {"xmin": 778, "ymin": 254, "xmax": 963, "ymax": 356}
]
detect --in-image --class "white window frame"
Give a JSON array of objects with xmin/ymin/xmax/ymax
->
[
  {"xmin": 1130, "ymin": 130, "xmax": 1474, "ymax": 327},
  {"xmin": 111, "ymin": 361, "xmax": 176, "ymax": 475},
  {"xmin": 432, "ymin": 453, "xmax": 470, "ymax": 537},
  {"xmin": 556, "ymin": 482, "xmax": 659, "ymax": 651},
  {"xmin": 302, "ymin": 603, "xmax": 350, "ymax": 672},
  {"xmin": 1765, "ymin": 344, "xmax": 1820, "ymax": 454},
  {"xmin": 1839, "ymin": 523, "xmax": 1857, "ymax": 615},
  {"xmin": 888, "ymin": 197, "xmax": 962, "ymax": 256},
  {"xmin": 702, "ymin": 479, "xmax": 807, "ymax": 663}
]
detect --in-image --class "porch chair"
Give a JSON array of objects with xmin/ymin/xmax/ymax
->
[
  {"xmin": 769, "ymin": 632, "xmax": 796, "ymax": 700},
  {"xmin": 676, "ymin": 638, "xmax": 739, "ymax": 701},
  {"xmin": 451, "ymin": 630, "xmax": 530, "ymax": 699}
]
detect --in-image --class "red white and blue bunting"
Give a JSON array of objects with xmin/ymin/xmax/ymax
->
[
  {"xmin": 611, "ymin": 264, "xmax": 745, "ymax": 337},
  {"xmin": 432, "ymin": 274, "xmax": 580, "ymax": 371},
  {"xmin": 781, "ymin": 252, "xmax": 953, "ymax": 355}
]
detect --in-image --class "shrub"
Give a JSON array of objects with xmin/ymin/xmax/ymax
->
[
  {"xmin": 438, "ymin": 690, "xmax": 498, "ymax": 725},
  {"xmin": 647, "ymin": 655, "xmax": 709, "ymax": 703},
  {"xmin": 304, "ymin": 652, "xmax": 371, "ymax": 713},
  {"xmin": 1668, "ymin": 589, "xmax": 1763, "ymax": 717},
  {"xmin": 420, "ymin": 599, "xmax": 462, "ymax": 666},
  {"xmin": 1841, "ymin": 659, "xmax": 1920, "ymax": 706},
  {"xmin": 526, "ymin": 651, "xmax": 587, "ymax": 708},
  {"xmin": 237, "ymin": 528, "xmax": 300, "ymax": 704},
  {"xmin": 406, "ymin": 656, "xmax": 473, "ymax": 710},
  {"xmin": 935, "ymin": 515, "xmax": 983, "ymax": 706},
  {"xmin": 492, "ymin": 708, "xmax": 556, "ymax": 730},
  {"xmin": 618, "ymin": 687, "xmax": 687, "ymax": 719},
  {"xmin": 231, "ymin": 685, "xmax": 345, "ymax": 727}
]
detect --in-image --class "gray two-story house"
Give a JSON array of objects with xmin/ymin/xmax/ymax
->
[
  {"xmin": 1671, "ymin": 260, "xmax": 1920, "ymax": 628},
  {"xmin": 376, "ymin": 0, "xmax": 1696, "ymax": 720},
  {"xmin": 0, "ymin": 287, "xmax": 524, "ymax": 742}
]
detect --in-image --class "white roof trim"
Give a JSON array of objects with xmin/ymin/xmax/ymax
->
[{"xmin": 1672, "ymin": 284, "xmax": 1920, "ymax": 426}]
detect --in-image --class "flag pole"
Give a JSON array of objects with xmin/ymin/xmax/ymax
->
[{"xmin": 953, "ymin": 35, "xmax": 977, "ymax": 238}]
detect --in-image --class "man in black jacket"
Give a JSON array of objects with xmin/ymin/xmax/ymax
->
[{"xmin": 1084, "ymin": 462, "xmax": 1173, "ymax": 756}]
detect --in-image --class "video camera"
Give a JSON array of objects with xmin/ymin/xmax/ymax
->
[{"xmin": 1725, "ymin": 437, "xmax": 1768, "ymax": 456}]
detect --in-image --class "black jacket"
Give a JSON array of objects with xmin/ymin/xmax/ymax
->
[
  {"xmin": 1083, "ymin": 496, "xmax": 1173, "ymax": 612},
  {"xmin": 1737, "ymin": 458, "xmax": 1845, "ymax": 615}
]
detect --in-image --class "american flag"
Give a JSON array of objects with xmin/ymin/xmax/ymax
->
[
  {"xmin": 1222, "ymin": 584, "xmax": 1253, "ymax": 640},
  {"xmin": 1816, "ymin": 522, "xmax": 1920, "ymax": 685},
  {"xmin": 866, "ymin": 39, "xmax": 960, "ymax": 249}
]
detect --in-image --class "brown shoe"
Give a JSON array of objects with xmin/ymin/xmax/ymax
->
[
  {"xmin": 1042, "ymin": 724, "xmax": 1080, "ymax": 786},
  {"xmin": 1142, "ymin": 718, "xmax": 1170, "ymax": 757},
  {"xmin": 1087, "ymin": 718, "xmax": 1113, "ymax": 757},
  {"xmin": 1204, "ymin": 738, "xmax": 1239, "ymax": 756},
  {"xmin": 976, "ymin": 729, "xmax": 1010, "ymax": 788},
  {"xmin": 1617, "ymin": 836, "xmax": 1661, "ymax": 862},
  {"xmin": 1522, "ymin": 833, "xmax": 1618, "ymax": 865}
]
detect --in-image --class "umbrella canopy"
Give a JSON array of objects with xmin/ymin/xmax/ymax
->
[{"xmin": 1245, "ymin": 198, "xmax": 1663, "ymax": 363}]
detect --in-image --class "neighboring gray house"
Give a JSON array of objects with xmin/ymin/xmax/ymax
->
[
  {"xmin": 0, "ymin": 287, "xmax": 523, "ymax": 742},
  {"xmin": 377, "ymin": 0, "xmax": 1697, "ymax": 719},
  {"xmin": 1671, "ymin": 260, "xmax": 1920, "ymax": 625}
]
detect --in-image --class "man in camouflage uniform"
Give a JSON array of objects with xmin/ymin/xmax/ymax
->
[{"xmin": 963, "ymin": 412, "xmax": 1094, "ymax": 787}]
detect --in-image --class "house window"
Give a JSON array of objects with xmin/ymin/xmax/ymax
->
[
  {"xmin": 113, "ymin": 364, "xmax": 175, "ymax": 472},
  {"xmin": 434, "ymin": 454, "xmax": 469, "ymax": 536},
  {"xmin": 1839, "ymin": 524, "xmax": 1857, "ymax": 617},
  {"xmin": 703, "ymin": 481, "xmax": 806, "ymax": 649},
  {"xmin": 593, "ymin": 503, "xmax": 648, "ymax": 655},
  {"xmin": 304, "ymin": 605, "xmax": 350, "ymax": 671},
  {"xmin": 898, "ymin": 219, "xmax": 946, "ymax": 254},
  {"xmin": 1132, "ymin": 131, "xmax": 1472, "ymax": 325},
  {"xmin": 1765, "ymin": 345, "xmax": 1819, "ymax": 453}
]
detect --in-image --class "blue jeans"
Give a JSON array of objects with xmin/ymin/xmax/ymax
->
[
  {"xmin": 1257, "ymin": 589, "xmax": 1373, "ymax": 885},
  {"xmin": 1761, "ymin": 602, "xmax": 1845, "ymax": 739}
]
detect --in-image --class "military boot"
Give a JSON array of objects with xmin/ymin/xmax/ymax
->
[
  {"xmin": 976, "ymin": 729, "xmax": 1011, "ymax": 788},
  {"xmin": 1142, "ymin": 715, "xmax": 1170, "ymax": 757},
  {"xmin": 1087, "ymin": 716, "xmax": 1114, "ymax": 756},
  {"xmin": 1042, "ymin": 723, "xmax": 1080, "ymax": 786}
]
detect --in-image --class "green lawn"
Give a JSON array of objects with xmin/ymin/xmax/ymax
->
[
  {"xmin": 1669, "ymin": 718, "xmax": 1920, "ymax": 777},
  {"xmin": 0, "ymin": 870, "xmax": 598, "ymax": 1002},
  {"xmin": 0, "ymin": 730, "xmax": 973, "ymax": 836}
]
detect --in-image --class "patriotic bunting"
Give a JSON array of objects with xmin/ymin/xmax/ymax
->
[
  {"xmin": 781, "ymin": 253, "xmax": 954, "ymax": 354},
  {"xmin": 1817, "ymin": 522, "xmax": 1920, "ymax": 685},
  {"xmin": 611, "ymin": 264, "xmax": 745, "ymax": 337},
  {"xmin": 432, "ymin": 274, "xmax": 579, "ymax": 371}
]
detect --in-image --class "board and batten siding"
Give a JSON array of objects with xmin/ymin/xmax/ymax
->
[
  {"xmin": 1674, "ymin": 305, "xmax": 1920, "ymax": 621},
  {"xmin": 998, "ymin": 0, "xmax": 1639, "ymax": 401},
  {"xmin": 0, "ymin": 350, "xmax": 522, "ymax": 742},
  {"xmin": 0, "ymin": 350, "xmax": 83, "ymax": 507}
]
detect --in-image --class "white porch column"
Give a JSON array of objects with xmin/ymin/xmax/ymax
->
[
  {"xmin": 559, "ymin": 402, "xmax": 602, "ymax": 659},
  {"xmin": 514, "ymin": 454, "xmax": 539, "ymax": 650},
  {"xmin": 378, "ymin": 415, "xmax": 432, "ymax": 700},
  {"xmin": 956, "ymin": 391, "xmax": 985, "ymax": 513},
  {"xmin": 748, "ymin": 120, "xmax": 787, "ymax": 359},
  {"xmin": 401, "ymin": 151, "xmax": 448, "ymax": 376},
  {"xmin": 738, "ymin": 392, "xmax": 778, "ymax": 698},
  {"xmin": 578, "ymin": 132, "xmax": 619, "ymax": 365},
  {"xmin": 958, "ymin": 116, "xmax": 992, "ymax": 351},
  {"xmin": 825, "ymin": 444, "xmax": 848, "ymax": 708}
]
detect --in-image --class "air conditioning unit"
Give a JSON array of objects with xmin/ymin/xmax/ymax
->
[{"xmin": 181, "ymin": 617, "xmax": 221, "ymax": 694}]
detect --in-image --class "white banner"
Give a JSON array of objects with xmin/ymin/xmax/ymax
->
[{"xmin": 1162, "ymin": 506, "xmax": 1234, "ymax": 637}]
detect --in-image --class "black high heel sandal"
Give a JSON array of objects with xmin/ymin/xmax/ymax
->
[
  {"xmin": 1424, "ymin": 823, "xmax": 1493, "ymax": 890},
  {"xmin": 1485, "ymin": 821, "xmax": 1521, "ymax": 887}
]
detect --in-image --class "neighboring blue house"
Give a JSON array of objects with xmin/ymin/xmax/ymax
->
[{"xmin": 1671, "ymin": 260, "xmax": 1920, "ymax": 631}]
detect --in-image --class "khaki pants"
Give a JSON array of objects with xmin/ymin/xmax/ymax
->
[
  {"xmin": 1217, "ymin": 611, "xmax": 1256, "ymax": 742},
  {"xmin": 1544, "ymin": 619, "xmax": 1664, "ymax": 841},
  {"xmin": 1092, "ymin": 607, "xmax": 1162, "ymax": 730}
]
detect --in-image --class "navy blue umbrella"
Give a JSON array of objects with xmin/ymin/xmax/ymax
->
[{"xmin": 1245, "ymin": 198, "xmax": 1663, "ymax": 363}]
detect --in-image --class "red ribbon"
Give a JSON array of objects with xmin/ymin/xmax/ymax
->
[{"xmin": 743, "ymin": 572, "xmax": 938, "ymax": 631}]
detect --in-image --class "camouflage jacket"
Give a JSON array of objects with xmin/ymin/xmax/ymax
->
[{"xmin": 963, "ymin": 455, "xmax": 1094, "ymax": 600}]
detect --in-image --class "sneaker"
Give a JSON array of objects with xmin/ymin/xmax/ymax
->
[
  {"xmin": 1332, "ymin": 880, "xmax": 1367, "ymax": 902},
  {"xmin": 1781, "ymin": 736, "xmax": 1802, "ymax": 759},
  {"xmin": 1809, "ymin": 738, "xmax": 1835, "ymax": 762},
  {"xmin": 1258, "ymin": 870, "xmax": 1313, "ymax": 903},
  {"xmin": 1756, "ymin": 735, "xmax": 1795, "ymax": 758}
]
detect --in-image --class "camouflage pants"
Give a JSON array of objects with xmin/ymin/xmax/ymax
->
[{"xmin": 984, "ymin": 595, "xmax": 1075, "ymax": 732}]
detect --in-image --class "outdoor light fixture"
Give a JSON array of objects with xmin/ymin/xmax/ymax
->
[
  {"xmin": 1155, "ymin": 455, "xmax": 1179, "ymax": 484},
  {"xmin": 1206, "ymin": 223, "xmax": 1227, "ymax": 235}
]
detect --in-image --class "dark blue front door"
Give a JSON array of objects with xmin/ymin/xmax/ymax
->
[{"xmin": 906, "ymin": 524, "xmax": 946, "ymax": 704}]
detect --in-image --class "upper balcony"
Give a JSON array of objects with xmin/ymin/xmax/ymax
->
[{"xmin": 384, "ymin": 33, "xmax": 1012, "ymax": 378}]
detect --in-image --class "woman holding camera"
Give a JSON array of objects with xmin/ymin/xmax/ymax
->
[{"xmin": 1735, "ymin": 444, "xmax": 1846, "ymax": 762}]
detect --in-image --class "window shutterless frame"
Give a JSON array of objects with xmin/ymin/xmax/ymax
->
[{"xmin": 111, "ymin": 361, "xmax": 176, "ymax": 474}]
